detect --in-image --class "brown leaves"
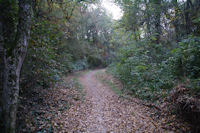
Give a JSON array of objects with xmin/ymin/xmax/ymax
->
[
  {"xmin": 96, "ymin": 69, "xmax": 191, "ymax": 132},
  {"xmin": 17, "ymin": 70, "xmax": 193, "ymax": 132},
  {"xmin": 17, "ymin": 75, "xmax": 84, "ymax": 132}
]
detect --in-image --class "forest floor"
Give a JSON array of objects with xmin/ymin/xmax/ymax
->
[
  {"xmin": 76, "ymin": 69, "xmax": 160, "ymax": 132},
  {"xmin": 17, "ymin": 69, "xmax": 190, "ymax": 133}
]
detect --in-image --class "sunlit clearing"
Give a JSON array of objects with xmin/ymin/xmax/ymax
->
[{"xmin": 101, "ymin": 0, "xmax": 123, "ymax": 20}]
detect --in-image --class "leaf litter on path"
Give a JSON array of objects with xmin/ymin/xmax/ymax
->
[{"xmin": 17, "ymin": 69, "xmax": 190, "ymax": 133}]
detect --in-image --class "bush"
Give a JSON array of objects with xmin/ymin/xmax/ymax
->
[
  {"xmin": 109, "ymin": 36, "xmax": 200, "ymax": 102},
  {"xmin": 72, "ymin": 59, "xmax": 89, "ymax": 71},
  {"xmin": 171, "ymin": 36, "xmax": 200, "ymax": 78},
  {"xmin": 109, "ymin": 40, "xmax": 175, "ymax": 101},
  {"xmin": 87, "ymin": 55, "xmax": 103, "ymax": 68},
  {"xmin": 21, "ymin": 18, "xmax": 71, "ymax": 89}
]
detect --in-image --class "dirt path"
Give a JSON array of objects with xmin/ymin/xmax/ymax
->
[
  {"xmin": 18, "ymin": 69, "xmax": 189, "ymax": 132},
  {"xmin": 77, "ymin": 69, "xmax": 160, "ymax": 133}
]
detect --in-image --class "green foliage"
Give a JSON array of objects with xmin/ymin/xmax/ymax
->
[
  {"xmin": 167, "ymin": 36, "xmax": 200, "ymax": 95},
  {"xmin": 109, "ymin": 39, "xmax": 175, "ymax": 101},
  {"xmin": 21, "ymin": 0, "xmax": 114, "ymax": 90},
  {"xmin": 21, "ymin": 18, "xmax": 67, "ymax": 88},
  {"xmin": 170, "ymin": 36, "xmax": 200, "ymax": 78},
  {"xmin": 108, "ymin": 0, "xmax": 200, "ymax": 103},
  {"xmin": 87, "ymin": 55, "xmax": 102, "ymax": 68},
  {"xmin": 71, "ymin": 59, "xmax": 89, "ymax": 71},
  {"xmin": 109, "ymin": 35, "xmax": 200, "ymax": 101},
  {"xmin": 19, "ymin": 0, "xmax": 200, "ymax": 104}
]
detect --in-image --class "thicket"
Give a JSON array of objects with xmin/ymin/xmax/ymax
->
[
  {"xmin": 109, "ymin": 0, "xmax": 200, "ymax": 101},
  {"xmin": 110, "ymin": 36, "xmax": 200, "ymax": 101}
]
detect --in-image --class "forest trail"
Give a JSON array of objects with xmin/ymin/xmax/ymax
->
[
  {"xmin": 17, "ymin": 69, "xmax": 188, "ymax": 132},
  {"xmin": 76, "ymin": 69, "xmax": 162, "ymax": 133}
]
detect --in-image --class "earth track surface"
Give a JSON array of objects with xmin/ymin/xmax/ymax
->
[
  {"xmin": 17, "ymin": 69, "xmax": 189, "ymax": 133},
  {"xmin": 76, "ymin": 69, "xmax": 161, "ymax": 133}
]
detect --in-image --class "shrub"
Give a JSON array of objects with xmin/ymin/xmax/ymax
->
[
  {"xmin": 87, "ymin": 55, "xmax": 103, "ymax": 68},
  {"xmin": 171, "ymin": 36, "xmax": 200, "ymax": 78},
  {"xmin": 109, "ymin": 40, "xmax": 175, "ymax": 101}
]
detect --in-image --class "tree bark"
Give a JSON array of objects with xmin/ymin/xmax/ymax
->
[
  {"xmin": 144, "ymin": 0, "xmax": 151, "ymax": 38},
  {"xmin": 0, "ymin": 0, "xmax": 31, "ymax": 133},
  {"xmin": 0, "ymin": 21, "xmax": 5, "ymax": 130},
  {"xmin": 184, "ymin": 0, "xmax": 192, "ymax": 34},
  {"xmin": 172, "ymin": 0, "xmax": 180, "ymax": 42},
  {"xmin": 154, "ymin": 0, "xmax": 161, "ymax": 44}
]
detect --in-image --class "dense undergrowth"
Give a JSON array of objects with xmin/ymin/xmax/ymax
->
[{"xmin": 109, "ymin": 36, "xmax": 200, "ymax": 102}]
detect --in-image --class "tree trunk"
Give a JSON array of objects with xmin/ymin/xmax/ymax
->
[
  {"xmin": 0, "ymin": 21, "xmax": 5, "ymax": 130},
  {"xmin": 154, "ymin": 0, "xmax": 161, "ymax": 44},
  {"xmin": 0, "ymin": 0, "xmax": 31, "ymax": 133},
  {"xmin": 144, "ymin": 0, "xmax": 151, "ymax": 38},
  {"xmin": 184, "ymin": 0, "xmax": 192, "ymax": 34},
  {"xmin": 172, "ymin": 0, "xmax": 180, "ymax": 42}
]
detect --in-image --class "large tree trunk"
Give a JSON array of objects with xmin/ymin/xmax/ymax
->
[
  {"xmin": 0, "ymin": 21, "xmax": 5, "ymax": 129},
  {"xmin": 0, "ymin": 0, "xmax": 31, "ymax": 133}
]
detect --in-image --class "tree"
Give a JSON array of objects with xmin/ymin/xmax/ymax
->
[
  {"xmin": 152, "ymin": 0, "xmax": 162, "ymax": 44},
  {"xmin": 0, "ymin": 0, "xmax": 32, "ymax": 132}
]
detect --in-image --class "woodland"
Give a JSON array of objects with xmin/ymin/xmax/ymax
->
[{"xmin": 0, "ymin": 0, "xmax": 200, "ymax": 133}]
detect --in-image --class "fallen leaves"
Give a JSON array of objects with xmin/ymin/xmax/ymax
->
[
  {"xmin": 17, "ymin": 74, "xmax": 85, "ymax": 133},
  {"xmin": 17, "ymin": 69, "xmax": 191, "ymax": 133}
]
